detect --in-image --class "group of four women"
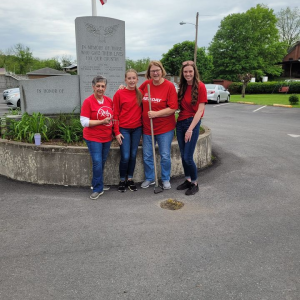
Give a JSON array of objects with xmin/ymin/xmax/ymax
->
[{"xmin": 80, "ymin": 60, "xmax": 207, "ymax": 200}]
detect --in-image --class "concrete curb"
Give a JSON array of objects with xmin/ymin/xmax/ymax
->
[
  {"xmin": 273, "ymin": 104, "xmax": 293, "ymax": 108},
  {"xmin": 0, "ymin": 125, "xmax": 212, "ymax": 186},
  {"xmin": 237, "ymin": 101, "xmax": 255, "ymax": 105}
]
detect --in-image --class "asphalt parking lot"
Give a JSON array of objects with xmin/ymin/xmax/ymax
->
[{"xmin": 1, "ymin": 100, "xmax": 300, "ymax": 299}]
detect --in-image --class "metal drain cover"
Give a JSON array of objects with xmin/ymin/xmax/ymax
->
[{"xmin": 160, "ymin": 199, "xmax": 184, "ymax": 210}]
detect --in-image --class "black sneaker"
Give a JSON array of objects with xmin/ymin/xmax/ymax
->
[
  {"xmin": 185, "ymin": 183, "xmax": 199, "ymax": 195},
  {"xmin": 127, "ymin": 180, "xmax": 137, "ymax": 191},
  {"xmin": 177, "ymin": 180, "xmax": 192, "ymax": 190},
  {"xmin": 118, "ymin": 181, "xmax": 126, "ymax": 192}
]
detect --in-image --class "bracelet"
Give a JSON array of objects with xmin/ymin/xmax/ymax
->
[{"xmin": 186, "ymin": 130, "xmax": 193, "ymax": 133}]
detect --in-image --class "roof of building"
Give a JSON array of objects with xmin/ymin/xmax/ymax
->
[{"xmin": 26, "ymin": 67, "xmax": 70, "ymax": 76}]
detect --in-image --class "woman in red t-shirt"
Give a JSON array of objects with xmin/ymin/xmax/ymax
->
[
  {"xmin": 80, "ymin": 75, "xmax": 113, "ymax": 200},
  {"xmin": 176, "ymin": 61, "xmax": 207, "ymax": 195},
  {"xmin": 113, "ymin": 69, "xmax": 142, "ymax": 193},
  {"xmin": 139, "ymin": 61, "xmax": 178, "ymax": 190}
]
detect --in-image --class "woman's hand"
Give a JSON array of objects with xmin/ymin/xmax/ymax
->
[
  {"xmin": 185, "ymin": 130, "xmax": 192, "ymax": 143},
  {"xmin": 102, "ymin": 117, "xmax": 111, "ymax": 125},
  {"xmin": 116, "ymin": 134, "xmax": 124, "ymax": 145},
  {"xmin": 148, "ymin": 111, "xmax": 158, "ymax": 119},
  {"xmin": 118, "ymin": 85, "xmax": 126, "ymax": 90}
]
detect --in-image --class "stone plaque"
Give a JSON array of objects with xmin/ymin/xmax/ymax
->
[
  {"xmin": 75, "ymin": 16, "xmax": 125, "ymax": 102},
  {"xmin": 19, "ymin": 76, "xmax": 80, "ymax": 114}
]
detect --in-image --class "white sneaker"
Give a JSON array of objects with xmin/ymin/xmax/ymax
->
[
  {"xmin": 141, "ymin": 180, "xmax": 155, "ymax": 188},
  {"xmin": 162, "ymin": 181, "xmax": 171, "ymax": 190}
]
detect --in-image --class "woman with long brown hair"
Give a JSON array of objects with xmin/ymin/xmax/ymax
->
[{"xmin": 176, "ymin": 61, "xmax": 207, "ymax": 195}]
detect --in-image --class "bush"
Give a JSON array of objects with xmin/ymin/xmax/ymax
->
[
  {"xmin": 289, "ymin": 94, "xmax": 299, "ymax": 105},
  {"xmin": 4, "ymin": 112, "xmax": 83, "ymax": 144},
  {"xmin": 228, "ymin": 81, "xmax": 300, "ymax": 94}
]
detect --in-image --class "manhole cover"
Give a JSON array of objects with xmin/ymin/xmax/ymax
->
[{"xmin": 160, "ymin": 198, "xmax": 184, "ymax": 210}]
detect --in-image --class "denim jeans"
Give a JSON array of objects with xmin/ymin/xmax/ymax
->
[
  {"xmin": 142, "ymin": 129, "xmax": 174, "ymax": 182},
  {"xmin": 176, "ymin": 117, "xmax": 201, "ymax": 182},
  {"xmin": 84, "ymin": 139, "xmax": 111, "ymax": 192},
  {"xmin": 119, "ymin": 126, "xmax": 142, "ymax": 181}
]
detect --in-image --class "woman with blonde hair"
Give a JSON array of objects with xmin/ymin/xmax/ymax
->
[
  {"xmin": 113, "ymin": 69, "xmax": 143, "ymax": 192},
  {"xmin": 138, "ymin": 61, "xmax": 178, "ymax": 190}
]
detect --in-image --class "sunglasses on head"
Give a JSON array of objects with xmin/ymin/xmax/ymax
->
[{"xmin": 182, "ymin": 60, "xmax": 195, "ymax": 66}]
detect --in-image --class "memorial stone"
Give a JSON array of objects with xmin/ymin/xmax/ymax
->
[
  {"xmin": 20, "ymin": 76, "xmax": 80, "ymax": 114},
  {"xmin": 75, "ymin": 16, "xmax": 125, "ymax": 102}
]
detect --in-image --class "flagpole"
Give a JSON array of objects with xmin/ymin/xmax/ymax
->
[{"xmin": 91, "ymin": 0, "xmax": 97, "ymax": 16}]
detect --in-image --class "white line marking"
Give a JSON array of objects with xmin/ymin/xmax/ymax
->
[
  {"xmin": 253, "ymin": 106, "xmax": 266, "ymax": 112},
  {"xmin": 213, "ymin": 103, "xmax": 230, "ymax": 107},
  {"xmin": 288, "ymin": 134, "xmax": 300, "ymax": 138}
]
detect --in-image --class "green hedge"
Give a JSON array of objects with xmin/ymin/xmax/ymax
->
[{"xmin": 228, "ymin": 81, "xmax": 300, "ymax": 95}]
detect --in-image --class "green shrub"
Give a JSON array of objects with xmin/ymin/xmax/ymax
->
[
  {"xmin": 6, "ymin": 112, "xmax": 52, "ymax": 143},
  {"xmin": 289, "ymin": 94, "xmax": 299, "ymax": 105},
  {"xmin": 228, "ymin": 81, "xmax": 300, "ymax": 94}
]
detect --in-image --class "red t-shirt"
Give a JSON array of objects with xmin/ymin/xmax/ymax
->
[
  {"xmin": 177, "ymin": 81, "xmax": 207, "ymax": 122},
  {"xmin": 139, "ymin": 79, "xmax": 178, "ymax": 135},
  {"xmin": 80, "ymin": 94, "xmax": 113, "ymax": 143},
  {"xmin": 113, "ymin": 88, "xmax": 142, "ymax": 136}
]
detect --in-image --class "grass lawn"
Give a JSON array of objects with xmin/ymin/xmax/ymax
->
[{"xmin": 230, "ymin": 94, "xmax": 300, "ymax": 107}]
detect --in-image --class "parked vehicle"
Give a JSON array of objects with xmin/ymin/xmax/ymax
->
[
  {"xmin": 4, "ymin": 88, "xmax": 20, "ymax": 108},
  {"xmin": 205, "ymin": 84, "xmax": 230, "ymax": 104},
  {"xmin": 3, "ymin": 88, "xmax": 19, "ymax": 103}
]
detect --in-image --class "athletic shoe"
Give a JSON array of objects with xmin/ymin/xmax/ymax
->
[
  {"xmin": 185, "ymin": 183, "xmax": 199, "ymax": 196},
  {"xmin": 118, "ymin": 181, "xmax": 126, "ymax": 192},
  {"xmin": 176, "ymin": 180, "xmax": 192, "ymax": 190},
  {"xmin": 127, "ymin": 180, "xmax": 137, "ymax": 191},
  {"xmin": 141, "ymin": 180, "xmax": 155, "ymax": 188},
  {"xmin": 162, "ymin": 181, "xmax": 171, "ymax": 190},
  {"xmin": 90, "ymin": 191, "xmax": 104, "ymax": 200}
]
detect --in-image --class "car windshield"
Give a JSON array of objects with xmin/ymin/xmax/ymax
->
[{"xmin": 205, "ymin": 84, "xmax": 216, "ymax": 89}]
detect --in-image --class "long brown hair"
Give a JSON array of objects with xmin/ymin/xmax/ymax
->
[
  {"xmin": 178, "ymin": 62, "xmax": 200, "ymax": 108},
  {"xmin": 125, "ymin": 69, "xmax": 142, "ymax": 106}
]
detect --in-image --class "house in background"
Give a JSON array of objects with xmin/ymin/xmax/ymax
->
[
  {"xmin": 281, "ymin": 41, "xmax": 300, "ymax": 78},
  {"xmin": 26, "ymin": 67, "xmax": 70, "ymax": 79}
]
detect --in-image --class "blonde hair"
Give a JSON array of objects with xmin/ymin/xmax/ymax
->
[
  {"xmin": 145, "ymin": 60, "xmax": 167, "ymax": 79},
  {"xmin": 125, "ymin": 69, "xmax": 142, "ymax": 106}
]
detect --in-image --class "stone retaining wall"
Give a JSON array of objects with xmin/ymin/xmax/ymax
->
[{"xmin": 0, "ymin": 126, "xmax": 211, "ymax": 186}]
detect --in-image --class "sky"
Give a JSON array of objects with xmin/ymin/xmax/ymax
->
[{"xmin": 0, "ymin": 0, "xmax": 298, "ymax": 63}]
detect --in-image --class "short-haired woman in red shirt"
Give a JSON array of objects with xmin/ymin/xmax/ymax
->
[
  {"xmin": 139, "ymin": 61, "xmax": 178, "ymax": 190},
  {"xmin": 113, "ymin": 69, "xmax": 143, "ymax": 192},
  {"xmin": 176, "ymin": 61, "xmax": 207, "ymax": 195},
  {"xmin": 80, "ymin": 76, "xmax": 113, "ymax": 200}
]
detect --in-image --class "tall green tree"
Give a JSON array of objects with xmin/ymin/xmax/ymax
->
[
  {"xmin": 209, "ymin": 4, "xmax": 287, "ymax": 81},
  {"xmin": 276, "ymin": 6, "xmax": 300, "ymax": 50},
  {"xmin": 13, "ymin": 43, "xmax": 34, "ymax": 74},
  {"xmin": 160, "ymin": 41, "xmax": 213, "ymax": 82}
]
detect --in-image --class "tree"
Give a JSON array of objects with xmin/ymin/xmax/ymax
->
[
  {"xmin": 160, "ymin": 41, "xmax": 213, "ymax": 82},
  {"xmin": 126, "ymin": 57, "xmax": 150, "ymax": 72},
  {"xmin": 209, "ymin": 4, "xmax": 287, "ymax": 82},
  {"xmin": 13, "ymin": 43, "xmax": 34, "ymax": 74},
  {"xmin": 276, "ymin": 7, "xmax": 300, "ymax": 50}
]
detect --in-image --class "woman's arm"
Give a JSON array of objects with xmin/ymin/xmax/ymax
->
[
  {"xmin": 148, "ymin": 107, "xmax": 176, "ymax": 118},
  {"xmin": 185, "ymin": 103, "xmax": 205, "ymax": 142}
]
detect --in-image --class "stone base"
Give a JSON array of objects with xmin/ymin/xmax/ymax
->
[{"xmin": 0, "ymin": 126, "xmax": 211, "ymax": 186}]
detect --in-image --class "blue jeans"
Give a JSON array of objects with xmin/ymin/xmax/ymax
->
[
  {"xmin": 119, "ymin": 126, "xmax": 142, "ymax": 181},
  {"xmin": 142, "ymin": 129, "xmax": 174, "ymax": 182},
  {"xmin": 176, "ymin": 117, "xmax": 201, "ymax": 182},
  {"xmin": 84, "ymin": 139, "xmax": 111, "ymax": 192}
]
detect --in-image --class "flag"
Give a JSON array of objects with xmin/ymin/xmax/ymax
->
[{"xmin": 100, "ymin": 0, "xmax": 107, "ymax": 5}]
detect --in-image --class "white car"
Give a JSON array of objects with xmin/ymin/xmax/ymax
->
[
  {"xmin": 205, "ymin": 84, "xmax": 230, "ymax": 104},
  {"xmin": 3, "ymin": 88, "xmax": 20, "ymax": 108}
]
